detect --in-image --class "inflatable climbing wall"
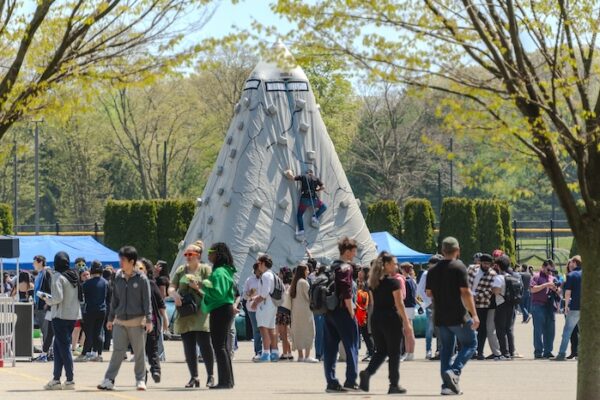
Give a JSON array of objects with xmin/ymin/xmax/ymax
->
[{"xmin": 173, "ymin": 43, "xmax": 378, "ymax": 284}]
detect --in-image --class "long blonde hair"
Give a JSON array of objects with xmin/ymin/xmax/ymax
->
[{"xmin": 369, "ymin": 251, "xmax": 394, "ymax": 290}]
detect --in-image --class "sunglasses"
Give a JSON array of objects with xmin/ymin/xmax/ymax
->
[{"xmin": 184, "ymin": 252, "xmax": 199, "ymax": 257}]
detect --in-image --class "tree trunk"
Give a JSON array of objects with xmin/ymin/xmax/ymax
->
[{"xmin": 576, "ymin": 224, "xmax": 600, "ymax": 399}]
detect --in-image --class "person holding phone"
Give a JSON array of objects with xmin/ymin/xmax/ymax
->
[{"xmin": 97, "ymin": 246, "xmax": 153, "ymax": 392}]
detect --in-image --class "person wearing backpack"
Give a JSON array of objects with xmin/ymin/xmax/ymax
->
[
  {"xmin": 322, "ymin": 237, "xmax": 361, "ymax": 393},
  {"xmin": 492, "ymin": 255, "xmax": 520, "ymax": 360},
  {"xmin": 251, "ymin": 254, "xmax": 280, "ymax": 362}
]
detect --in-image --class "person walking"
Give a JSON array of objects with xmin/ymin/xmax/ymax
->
[
  {"xmin": 202, "ymin": 242, "xmax": 237, "ymax": 389},
  {"xmin": 492, "ymin": 255, "xmax": 518, "ymax": 360},
  {"xmin": 553, "ymin": 256, "xmax": 582, "ymax": 361},
  {"xmin": 251, "ymin": 254, "xmax": 280, "ymax": 362},
  {"xmin": 530, "ymin": 259, "xmax": 560, "ymax": 359},
  {"xmin": 32, "ymin": 255, "xmax": 53, "ymax": 362},
  {"xmin": 400, "ymin": 262, "xmax": 417, "ymax": 361},
  {"xmin": 359, "ymin": 252, "xmax": 414, "ymax": 394},
  {"xmin": 416, "ymin": 255, "xmax": 442, "ymax": 360},
  {"xmin": 42, "ymin": 252, "xmax": 82, "ymax": 390},
  {"xmin": 519, "ymin": 265, "xmax": 532, "ymax": 323},
  {"xmin": 97, "ymin": 246, "xmax": 153, "ymax": 391},
  {"xmin": 78, "ymin": 261, "xmax": 108, "ymax": 362},
  {"xmin": 290, "ymin": 263, "xmax": 317, "ymax": 362},
  {"xmin": 168, "ymin": 242, "xmax": 215, "ymax": 388},
  {"xmin": 243, "ymin": 263, "xmax": 263, "ymax": 360},
  {"xmin": 323, "ymin": 237, "xmax": 360, "ymax": 393},
  {"xmin": 277, "ymin": 267, "xmax": 293, "ymax": 360},
  {"xmin": 426, "ymin": 237, "xmax": 479, "ymax": 396}
]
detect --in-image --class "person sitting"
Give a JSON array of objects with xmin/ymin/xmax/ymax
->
[{"xmin": 284, "ymin": 168, "xmax": 327, "ymax": 238}]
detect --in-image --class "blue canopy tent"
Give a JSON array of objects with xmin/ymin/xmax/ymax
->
[
  {"xmin": 0, "ymin": 235, "xmax": 119, "ymax": 270},
  {"xmin": 370, "ymin": 231, "xmax": 432, "ymax": 264}
]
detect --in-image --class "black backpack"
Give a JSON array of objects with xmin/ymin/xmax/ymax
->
[
  {"xmin": 310, "ymin": 274, "xmax": 338, "ymax": 314},
  {"xmin": 504, "ymin": 272, "xmax": 524, "ymax": 306}
]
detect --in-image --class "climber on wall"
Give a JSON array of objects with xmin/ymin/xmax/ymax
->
[{"xmin": 285, "ymin": 168, "xmax": 328, "ymax": 238}]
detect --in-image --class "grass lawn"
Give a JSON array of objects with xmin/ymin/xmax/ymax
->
[{"xmin": 516, "ymin": 236, "xmax": 573, "ymax": 268}]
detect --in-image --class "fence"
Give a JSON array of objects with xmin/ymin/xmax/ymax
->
[
  {"xmin": 15, "ymin": 223, "xmax": 104, "ymax": 240},
  {"xmin": 512, "ymin": 219, "xmax": 572, "ymax": 265},
  {"xmin": 0, "ymin": 296, "xmax": 16, "ymax": 367}
]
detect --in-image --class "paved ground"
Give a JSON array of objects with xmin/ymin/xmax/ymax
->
[{"xmin": 0, "ymin": 317, "xmax": 577, "ymax": 399}]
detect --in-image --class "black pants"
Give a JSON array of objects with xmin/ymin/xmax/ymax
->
[
  {"xmin": 146, "ymin": 323, "xmax": 161, "ymax": 375},
  {"xmin": 365, "ymin": 311, "xmax": 402, "ymax": 387},
  {"xmin": 103, "ymin": 311, "xmax": 112, "ymax": 351},
  {"xmin": 359, "ymin": 324, "xmax": 375, "ymax": 356},
  {"xmin": 570, "ymin": 324, "xmax": 579, "ymax": 355},
  {"xmin": 181, "ymin": 330, "xmax": 214, "ymax": 379},
  {"xmin": 83, "ymin": 311, "xmax": 106, "ymax": 355},
  {"xmin": 476, "ymin": 308, "xmax": 488, "ymax": 355},
  {"xmin": 210, "ymin": 304, "xmax": 235, "ymax": 387},
  {"xmin": 43, "ymin": 318, "xmax": 54, "ymax": 354},
  {"xmin": 495, "ymin": 302, "xmax": 515, "ymax": 356}
]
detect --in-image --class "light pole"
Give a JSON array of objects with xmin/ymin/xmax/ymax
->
[
  {"xmin": 449, "ymin": 137, "xmax": 454, "ymax": 196},
  {"xmin": 13, "ymin": 130, "xmax": 17, "ymax": 229},
  {"xmin": 32, "ymin": 120, "xmax": 42, "ymax": 235}
]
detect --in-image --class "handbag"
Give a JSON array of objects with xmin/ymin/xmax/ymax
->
[{"xmin": 177, "ymin": 293, "xmax": 198, "ymax": 318}]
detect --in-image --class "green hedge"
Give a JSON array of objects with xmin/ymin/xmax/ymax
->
[
  {"xmin": 0, "ymin": 203, "xmax": 13, "ymax": 234},
  {"xmin": 366, "ymin": 200, "xmax": 402, "ymax": 239},
  {"xmin": 439, "ymin": 198, "xmax": 478, "ymax": 263},
  {"xmin": 475, "ymin": 199, "xmax": 505, "ymax": 255},
  {"xmin": 105, "ymin": 199, "xmax": 195, "ymax": 267},
  {"xmin": 403, "ymin": 199, "xmax": 436, "ymax": 253}
]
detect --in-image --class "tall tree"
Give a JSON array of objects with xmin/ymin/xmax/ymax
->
[
  {"xmin": 0, "ymin": 0, "xmax": 215, "ymax": 140},
  {"xmin": 271, "ymin": 1, "xmax": 600, "ymax": 396}
]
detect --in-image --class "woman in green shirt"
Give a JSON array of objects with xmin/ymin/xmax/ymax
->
[
  {"xmin": 202, "ymin": 242, "xmax": 236, "ymax": 389},
  {"xmin": 168, "ymin": 241, "xmax": 214, "ymax": 388}
]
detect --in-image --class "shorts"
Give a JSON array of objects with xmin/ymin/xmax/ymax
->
[
  {"xmin": 405, "ymin": 307, "xmax": 415, "ymax": 320},
  {"xmin": 256, "ymin": 298, "xmax": 277, "ymax": 329},
  {"xmin": 276, "ymin": 309, "xmax": 291, "ymax": 326}
]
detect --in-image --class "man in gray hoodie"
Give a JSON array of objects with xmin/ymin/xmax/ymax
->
[
  {"xmin": 43, "ymin": 252, "xmax": 81, "ymax": 390},
  {"xmin": 98, "ymin": 246, "xmax": 152, "ymax": 391}
]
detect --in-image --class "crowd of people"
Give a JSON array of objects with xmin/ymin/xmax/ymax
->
[{"xmin": 0, "ymin": 235, "xmax": 582, "ymax": 395}]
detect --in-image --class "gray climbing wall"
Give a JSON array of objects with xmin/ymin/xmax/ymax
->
[{"xmin": 173, "ymin": 43, "xmax": 378, "ymax": 285}]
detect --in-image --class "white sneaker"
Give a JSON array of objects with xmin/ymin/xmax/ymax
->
[
  {"xmin": 63, "ymin": 381, "xmax": 75, "ymax": 390},
  {"xmin": 426, "ymin": 350, "xmax": 433, "ymax": 360},
  {"xmin": 441, "ymin": 387, "xmax": 461, "ymax": 395},
  {"xmin": 252, "ymin": 354, "xmax": 263, "ymax": 361},
  {"xmin": 44, "ymin": 380, "xmax": 63, "ymax": 390},
  {"xmin": 405, "ymin": 353, "xmax": 414, "ymax": 361},
  {"xmin": 304, "ymin": 357, "xmax": 319, "ymax": 363},
  {"xmin": 97, "ymin": 379, "xmax": 115, "ymax": 391},
  {"xmin": 136, "ymin": 380, "xmax": 147, "ymax": 391},
  {"xmin": 400, "ymin": 353, "xmax": 407, "ymax": 362},
  {"xmin": 297, "ymin": 357, "xmax": 305, "ymax": 362},
  {"xmin": 442, "ymin": 370, "xmax": 461, "ymax": 395}
]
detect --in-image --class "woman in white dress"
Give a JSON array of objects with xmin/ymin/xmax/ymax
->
[{"xmin": 290, "ymin": 264, "xmax": 317, "ymax": 362}]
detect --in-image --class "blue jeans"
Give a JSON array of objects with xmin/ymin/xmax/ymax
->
[
  {"xmin": 531, "ymin": 304, "xmax": 555, "ymax": 357},
  {"xmin": 314, "ymin": 314, "xmax": 325, "ymax": 359},
  {"xmin": 248, "ymin": 311, "xmax": 262, "ymax": 355},
  {"xmin": 425, "ymin": 306, "xmax": 434, "ymax": 352},
  {"xmin": 438, "ymin": 320, "xmax": 477, "ymax": 380},
  {"xmin": 558, "ymin": 310, "xmax": 580, "ymax": 356},
  {"xmin": 52, "ymin": 318, "xmax": 76, "ymax": 381},
  {"xmin": 297, "ymin": 197, "xmax": 327, "ymax": 232},
  {"xmin": 323, "ymin": 308, "xmax": 359, "ymax": 386},
  {"xmin": 520, "ymin": 291, "xmax": 531, "ymax": 322}
]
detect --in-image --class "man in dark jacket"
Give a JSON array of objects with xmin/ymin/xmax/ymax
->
[
  {"xmin": 78, "ymin": 261, "xmax": 108, "ymax": 362},
  {"xmin": 323, "ymin": 237, "xmax": 360, "ymax": 393},
  {"xmin": 285, "ymin": 168, "xmax": 327, "ymax": 238}
]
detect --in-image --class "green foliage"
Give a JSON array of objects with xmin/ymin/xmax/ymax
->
[
  {"xmin": 0, "ymin": 203, "xmax": 14, "ymax": 234},
  {"xmin": 403, "ymin": 199, "xmax": 436, "ymax": 253},
  {"xmin": 105, "ymin": 199, "xmax": 195, "ymax": 265},
  {"xmin": 366, "ymin": 200, "xmax": 402, "ymax": 239},
  {"xmin": 475, "ymin": 199, "xmax": 504, "ymax": 254},
  {"xmin": 439, "ymin": 198, "xmax": 477, "ymax": 263}
]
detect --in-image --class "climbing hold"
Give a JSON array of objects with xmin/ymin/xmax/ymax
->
[
  {"xmin": 299, "ymin": 122, "xmax": 310, "ymax": 133},
  {"xmin": 296, "ymin": 99, "xmax": 306, "ymax": 110},
  {"xmin": 307, "ymin": 150, "xmax": 315, "ymax": 160},
  {"xmin": 237, "ymin": 121, "xmax": 244, "ymax": 130},
  {"xmin": 234, "ymin": 102, "xmax": 241, "ymax": 114},
  {"xmin": 243, "ymin": 97, "xmax": 250, "ymax": 108},
  {"xmin": 216, "ymin": 166, "xmax": 224, "ymax": 176},
  {"xmin": 230, "ymin": 149, "xmax": 237, "ymax": 158},
  {"xmin": 196, "ymin": 197, "xmax": 203, "ymax": 208},
  {"xmin": 277, "ymin": 135, "xmax": 288, "ymax": 145},
  {"xmin": 204, "ymin": 197, "xmax": 210, "ymax": 206},
  {"xmin": 253, "ymin": 199, "xmax": 264, "ymax": 209},
  {"xmin": 207, "ymin": 216, "xmax": 214, "ymax": 225},
  {"xmin": 340, "ymin": 200, "xmax": 349, "ymax": 208},
  {"xmin": 278, "ymin": 199, "xmax": 289, "ymax": 209},
  {"xmin": 287, "ymin": 256, "xmax": 297, "ymax": 265},
  {"xmin": 226, "ymin": 136, "xmax": 233, "ymax": 145},
  {"xmin": 223, "ymin": 196, "xmax": 232, "ymax": 207},
  {"xmin": 217, "ymin": 188, "xmax": 225, "ymax": 196},
  {"xmin": 267, "ymin": 104, "xmax": 277, "ymax": 116},
  {"xmin": 356, "ymin": 198, "xmax": 361, "ymax": 208},
  {"xmin": 250, "ymin": 242, "xmax": 261, "ymax": 253}
]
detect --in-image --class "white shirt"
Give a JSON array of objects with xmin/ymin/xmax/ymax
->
[
  {"xmin": 471, "ymin": 267, "xmax": 484, "ymax": 296},
  {"xmin": 259, "ymin": 269, "xmax": 274, "ymax": 299},
  {"xmin": 244, "ymin": 275, "xmax": 261, "ymax": 311},
  {"xmin": 416, "ymin": 270, "xmax": 432, "ymax": 308},
  {"xmin": 492, "ymin": 274, "xmax": 506, "ymax": 306}
]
